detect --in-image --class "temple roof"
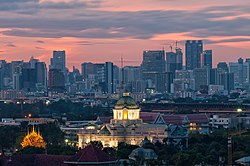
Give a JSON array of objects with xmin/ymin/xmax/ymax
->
[
  {"xmin": 115, "ymin": 92, "xmax": 139, "ymax": 109},
  {"xmin": 21, "ymin": 126, "xmax": 46, "ymax": 148},
  {"xmin": 65, "ymin": 144, "xmax": 116, "ymax": 165}
]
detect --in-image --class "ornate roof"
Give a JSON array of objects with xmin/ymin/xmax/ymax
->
[
  {"xmin": 115, "ymin": 92, "xmax": 139, "ymax": 109},
  {"xmin": 21, "ymin": 126, "xmax": 46, "ymax": 148},
  {"xmin": 65, "ymin": 144, "xmax": 116, "ymax": 165}
]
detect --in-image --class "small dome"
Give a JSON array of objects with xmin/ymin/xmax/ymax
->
[{"xmin": 115, "ymin": 92, "xmax": 139, "ymax": 109}]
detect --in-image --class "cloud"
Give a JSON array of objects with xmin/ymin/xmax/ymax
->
[
  {"xmin": 76, "ymin": 40, "xmax": 116, "ymax": 45},
  {"xmin": 5, "ymin": 43, "xmax": 17, "ymax": 47},
  {"xmin": 205, "ymin": 38, "xmax": 250, "ymax": 44},
  {"xmin": 35, "ymin": 46, "xmax": 44, "ymax": 49},
  {"xmin": 35, "ymin": 40, "xmax": 45, "ymax": 43},
  {"xmin": 0, "ymin": 3, "xmax": 250, "ymax": 42}
]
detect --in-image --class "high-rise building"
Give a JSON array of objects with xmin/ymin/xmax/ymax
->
[
  {"xmin": 50, "ymin": 50, "xmax": 66, "ymax": 71},
  {"xmin": 141, "ymin": 50, "xmax": 165, "ymax": 87},
  {"xmin": 202, "ymin": 50, "xmax": 212, "ymax": 68},
  {"xmin": 185, "ymin": 40, "xmax": 203, "ymax": 70},
  {"xmin": 173, "ymin": 70, "xmax": 195, "ymax": 95},
  {"xmin": 218, "ymin": 72, "xmax": 234, "ymax": 91},
  {"xmin": 217, "ymin": 62, "xmax": 228, "ymax": 73},
  {"xmin": 105, "ymin": 62, "xmax": 114, "ymax": 94},
  {"xmin": 81, "ymin": 62, "xmax": 95, "ymax": 79},
  {"xmin": 176, "ymin": 48, "xmax": 183, "ymax": 70},
  {"xmin": 21, "ymin": 68, "xmax": 37, "ymax": 92},
  {"xmin": 155, "ymin": 72, "xmax": 173, "ymax": 93},
  {"xmin": 229, "ymin": 58, "xmax": 249, "ymax": 88},
  {"xmin": 48, "ymin": 69, "xmax": 65, "ymax": 92},
  {"xmin": 193, "ymin": 68, "xmax": 209, "ymax": 91},
  {"xmin": 209, "ymin": 68, "xmax": 218, "ymax": 85},
  {"xmin": 12, "ymin": 64, "xmax": 22, "ymax": 90},
  {"xmin": 166, "ymin": 52, "xmax": 177, "ymax": 74},
  {"xmin": 35, "ymin": 62, "xmax": 47, "ymax": 90}
]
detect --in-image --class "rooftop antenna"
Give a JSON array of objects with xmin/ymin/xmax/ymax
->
[{"xmin": 176, "ymin": 40, "xmax": 178, "ymax": 49}]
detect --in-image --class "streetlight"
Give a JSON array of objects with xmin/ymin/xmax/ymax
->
[
  {"xmin": 237, "ymin": 108, "xmax": 243, "ymax": 134},
  {"xmin": 65, "ymin": 139, "xmax": 69, "ymax": 145},
  {"xmin": 237, "ymin": 108, "xmax": 242, "ymax": 113}
]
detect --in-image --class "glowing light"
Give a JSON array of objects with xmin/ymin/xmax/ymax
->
[
  {"xmin": 86, "ymin": 126, "xmax": 95, "ymax": 130},
  {"xmin": 21, "ymin": 127, "xmax": 46, "ymax": 148},
  {"xmin": 237, "ymin": 108, "xmax": 243, "ymax": 113}
]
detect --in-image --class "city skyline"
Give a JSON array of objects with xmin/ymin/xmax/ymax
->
[{"xmin": 1, "ymin": 0, "xmax": 250, "ymax": 69}]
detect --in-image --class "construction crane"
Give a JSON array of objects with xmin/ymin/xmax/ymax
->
[{"xmin": 161, "ymin": 40, "xmax": 179, "ymax": 52}]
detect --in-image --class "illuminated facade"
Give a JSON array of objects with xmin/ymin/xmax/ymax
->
[
  {"xmin": 78, "ymin": 92, "xmax": 171, "ymax": 148},
  {"xmin": 21, "ymin": 126, "xmax": 46, "ymax": 148}
]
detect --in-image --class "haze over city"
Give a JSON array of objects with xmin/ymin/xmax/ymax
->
[{"xmin": 1, "ymin": 0, "xmax": 250, "ymax": 69}]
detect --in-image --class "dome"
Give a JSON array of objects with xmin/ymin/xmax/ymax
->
[{"xmin": 115, "ymin": 92, "xmax": 139, "ymax": 109}]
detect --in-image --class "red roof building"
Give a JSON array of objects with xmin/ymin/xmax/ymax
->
[
  {"xmin": 64, "ymin": 144, "xmax": 117, "ymax": 165},
  {"xmin": 0, "ymin": 145, "xmax": 117, "ymax": 166}
]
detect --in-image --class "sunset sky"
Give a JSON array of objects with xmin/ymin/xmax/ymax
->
[{"xmin": 1, "ymin": 0, "xmax": 250, "ymax": 70}]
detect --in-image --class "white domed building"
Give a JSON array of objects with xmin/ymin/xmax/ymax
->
[{"xmin": 78, "ymin": 92, "xmax": 188, "ymax": 148}]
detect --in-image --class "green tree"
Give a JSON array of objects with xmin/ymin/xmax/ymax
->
[{"xmin": 0, "ymin": 126, "xmax": 20, "ymax": 153}]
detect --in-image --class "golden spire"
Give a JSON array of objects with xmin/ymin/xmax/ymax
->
[{"xmin": 21, "ymin": 126, "xmax": 46, "ymax": 148}]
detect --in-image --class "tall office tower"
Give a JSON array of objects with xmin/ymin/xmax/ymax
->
[
  {"xmin": 113, "ymin": 65, "xmax": 120, "ymax": 93},
  {"xmin": 0, "ymin": 68, "xmax": 3, "ymax": 90},
  {"xmin": 209, "ymin": 68, "xmax": 218, "ymax": 85},
  {"xmin": 12, "ymin": 65, "xmax": 22, "ymax": 90},
  {"xmin": 81, "ymin": 62, "xmax": 95, "ymax": 79},
  {"xmin": 218, "ymin": 73, "xmax": 234, "ymax": 91},
  {"xmin": 229, "ymin": 58, "xmax": 249, "ymax": 88},
  {"xmin": 29, "ymin": 56, "xmax": 39, "ymax": 69},
  {"xmin": 176, "ymin": 48, "xmax": 183, "ymax": 70},
  {"xmin": 155, "ymin": 72, "xmax": 173, "ymax": 93},
  {"xmin": 11, "ymin": 61, "xmax": 23, "ymax": 78},
  {"xmin": 1, "ymin": 62, "xmax": 12, "ymax": 89},
  {"xmin": 193, "ymin": 68, "xmax": 209, "ymax": 91},
  {"xmin": 123, "ymin": 66, "xmax": 141, "ymax": 84},
  {"xmin": 246, "ymin": 58, "xmax": 250, "ymax": 83},
  {"xmin": 123, "ymin": 66, "xmax": 142, "ymax": 92},
  {"xmin": 50, "ymin": 50, "xmax": 66, "ymax": 71},
  {"xmin": 141, "ymin": 50, "xmax": 165, "ymax": 87},
  {"xmin": 48, "ymin": 69, "xmax": 65, "ymax": 92},
  {"xmin": 185, "ymin": 40, "xmax": 203, "ymax": 70},
  {"xmin": 0, "ymin": 60, "xmax": 6, "ymax": 68},
  {"xmin": 173, "ymin": 70, "xmax": 195, "ymax": 93},
  {"xmin": 217, "ymin": 62, "xmax": 228, "ymax": 73},
  {"xmin": 21, "ymin": 68, "xmax": 37, "ymax": 92},
  {"xmin": 166, "ymin": 52, "xmax": 177, "ymax": 75},
  {"xmin": 36, "ymin": 62, "xmax": 47, "ymax": 90},
  {"xmin": 105, "ymin": 62, "xmax": 114, "ymax": 94},
  {"xmin": 94, "ymin": 63, "xmax": 105, "ymax": 84},
  {"xmin": 202, "ymin": 50, "xmax": 212, "ymax": 68}
]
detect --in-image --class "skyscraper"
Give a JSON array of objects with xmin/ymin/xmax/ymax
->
[
  {"xmin": 36, "ymin": 62, "xmax": 47, "ymax": 90},
  {"xmin": 141, "ymin": 50, "xmax": 165, "ymax": 87},
  {"xmin": 50, "ymin": 50, "xmax": 66, "ymax": 71},
  {"xmin": 229, "ymin": 58, "xmax": 249, "ymax": 88},
  {"xmin": 166, "ymin": 52, "xmax": 177, "ymax": 74},
  {"xmin": 202, "ymin": 50, "xmax": 212, "ymax": 68},
  {"xmin": 105, "ymin": 62, "xmax": 114, "ymax": 94},
  {"xmin": 193, "ymin": 68, "xmax": 209, "ymax": 91},
  {"xmin": 48, "ymin": 69, "xmax": 65, "ymax": 92},
  {"xmin": 81, "ymin": 62, "xmax": 95, "ymax": 79},
  {"xmin": 185, "ymin": 40, "xmax": 203, "ymax": 70},
  {"xmin": 21, "ymin": 68, "xmax": 37, "ymax": 92},
  {"xmin": 176, "ymin": 48, "xmax": 183, "ymax": 70}
]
